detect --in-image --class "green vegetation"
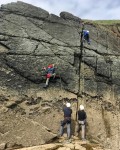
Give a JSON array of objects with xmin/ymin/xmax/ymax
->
[
  {"xmin": 83, "ymin": 19, "xmax": 120, "ymax": 25},
  {"xmin": 92, "ymin": 20, "xmax": 120, "ymax": 25}
]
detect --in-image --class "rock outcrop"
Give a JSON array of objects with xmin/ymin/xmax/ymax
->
[
  {"xmin": 14, "ymin": 139, "xmax": 106, "ymax": 150},
  {"xmin": 0, "ymin": 1, "xmax": 120, "ymax": 150}
]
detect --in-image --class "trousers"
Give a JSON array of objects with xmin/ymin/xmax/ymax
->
[
  {"xmin": 59, "ymin": 118, "xmax": 71, "ymax": 139},
  {"xmin": 76, "ymin": 120, "xmax": 86, "ymax": 140}
]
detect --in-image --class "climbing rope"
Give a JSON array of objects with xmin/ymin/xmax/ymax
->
[{"xmin": 76, "ymin": 23, "xmax": 85, "ymax": 121}]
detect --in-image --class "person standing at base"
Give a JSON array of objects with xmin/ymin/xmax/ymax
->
[
  {"xmin": 77, "ymin": 105, "xmax": 87, "ymax": 140},
  {"xmin": 59, "ymin": 102, "xmax": 72, "ymax": 141}
]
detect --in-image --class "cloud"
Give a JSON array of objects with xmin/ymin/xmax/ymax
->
[{"xmin": 0, "ymin": 0, "xmax": 120, "ymax": 20}]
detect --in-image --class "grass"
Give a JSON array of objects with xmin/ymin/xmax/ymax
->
[
  {"xmin": 83, "ymin": 19, "xmax": 120, "ymax": 25},
  {"xmin": 92, "ymin": 20, "xmax": 120, "ymax": 25}
]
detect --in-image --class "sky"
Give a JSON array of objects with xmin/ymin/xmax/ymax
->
[{"xmin": 0, "ymin": 0, "xmax": 120, "ymax": 20}]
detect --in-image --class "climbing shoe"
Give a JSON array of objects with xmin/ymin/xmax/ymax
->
[{"xmin": 43, "ymin": 84, "xmax": 48, "ymax": 88}]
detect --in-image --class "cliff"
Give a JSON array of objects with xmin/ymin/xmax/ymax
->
[{"xmin": 0, "ymin": 1, "xmax": 120, "ymax": 150}]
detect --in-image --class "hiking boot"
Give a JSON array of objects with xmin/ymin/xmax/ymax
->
[
  {"xmin": 82, "ymin": 138, "xmax": 86, "ymax": 141},
  {"xmin": 68, "ymin": 139, "xmax": 72, "ymax": 143},
  {"xmin": 64, "ymin": 139, "xmax": 72, "ymax": 144}
]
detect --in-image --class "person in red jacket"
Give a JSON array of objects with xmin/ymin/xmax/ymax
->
[{"xmin": 43, "ymin": 64, "xmax": 56, "ymax": 88}]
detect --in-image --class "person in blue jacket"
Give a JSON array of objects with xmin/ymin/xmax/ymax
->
[
  {"xmin": 83, "ymin": 30, "xmax": 90, "ymax": 44},
  {"xmin": 59, "ymin": 102, "xmax": 72, "ymax": 141}
]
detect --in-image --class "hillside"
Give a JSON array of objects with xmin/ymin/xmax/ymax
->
[{"xmin": 83, "ymin": 19, "xmax": 120, "ymax": 37}]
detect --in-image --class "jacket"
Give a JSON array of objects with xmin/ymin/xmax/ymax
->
[
  {"xmin": 78, "ymin": 110, "xmax": 87, "ymax": 121},
  {"xmin": 63, "ymin": 107, "xmax": 72, "ymax": 118}
]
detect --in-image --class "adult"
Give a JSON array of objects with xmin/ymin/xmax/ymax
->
[{"xmin": 77, "ymin": 105, "xmax": 87, "ymax": 140}]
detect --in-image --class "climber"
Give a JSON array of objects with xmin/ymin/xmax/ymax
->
[
  {"xmin": 43, "ymin": 64, "xmax": 56, "ymax": 88},
  {"xmin": 76, "ymin": 105, "xmax": 87, "ymax": 140},
  {"xmin": 83, "ymin": 30, "xmax": 90, "ymax": 44},
  {"xmin": 59, "ymin": 102, "xmax": 72, "ymax": 141}
]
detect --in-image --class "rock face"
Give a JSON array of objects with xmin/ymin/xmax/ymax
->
[{"xmin": 0, "ymin": 1, "xmax": 120, "ymax": 150}]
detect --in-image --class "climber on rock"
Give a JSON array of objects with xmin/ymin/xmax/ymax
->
[
  {"xmin": 59, "ymin": 102, "xmax": 72, "ymax": 142},
  {"xmin": 83, "ymin": 30, "xmax": 90, "ymax": 44},
  {"xmin": 76, "ymin": 105, "xmax": 87, "ymax": 141},
  {"xmin": 43, "ymin": 64, "xmax": 56, "ymax": 88}
]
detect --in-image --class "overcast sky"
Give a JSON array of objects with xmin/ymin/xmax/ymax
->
[{"xmin": 0, "ymin": 0, "xmax": 120, "ymax": 20}]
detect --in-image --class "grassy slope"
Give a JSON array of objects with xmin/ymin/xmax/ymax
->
[
  {"xmin": 83, "ymin": 19, "xmax": 120, "ymax": 37},
  {"xmin": 83, "ymin": 19, "xmax": 120, "ymax": 25},
  {"xmin": 92, "ymin": 20, "xmax": 120, "ymax": 25}
]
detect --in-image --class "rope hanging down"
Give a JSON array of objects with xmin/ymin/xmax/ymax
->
[{"xmin": 76, "ymin": 23, "xmax": 85, "ymax": 121}]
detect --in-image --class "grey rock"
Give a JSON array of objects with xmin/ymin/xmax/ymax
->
[
  {"xmin": 46, "ymin": 14, "xmax": 69, "ymax": 25},
  {"xmin": 42, "ymin": 22, "xmax": 80, "ymax": 46},
  {"xmin": 60, "ymin": 11, "xmax": 81, "ymax": 22},
  {"xmin": 1, "ymin": 1, "xmax": 49, "ymax": 19},
  {"xmin": 97, "ymin": 57, "xmax": 111, "ymax": 78}
]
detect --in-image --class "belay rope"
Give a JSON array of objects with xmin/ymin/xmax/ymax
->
[{"xmin": 76, "ymin": 23, "xmax": 85, "ymax": 121}]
